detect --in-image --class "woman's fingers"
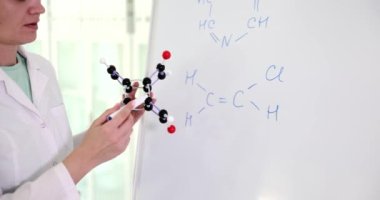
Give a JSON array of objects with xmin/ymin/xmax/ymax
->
[
  {"xmin": 118, "ymin": 114, "xmax": 135, "ymax": 135},
  {"xmin": 132, "ymin": 109, "xmax": 145, "ymax": 124},
  {"xmin": 129, "ymin": 82, "xmax": 139, "ymax": 99},
  {"xmin": 92, "ymin": 103, "xmax": 121, "ymax": 126},
  {"xmin": 91, "ymin": 82, "xmax": 148, "ymax": 133},
  {"xmin": 105, "ymin": 100, "xmax": 135, "ymax": 128}
]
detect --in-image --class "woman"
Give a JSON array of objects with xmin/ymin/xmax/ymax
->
[{"xmin": 0, "ymin": 0, "xmax": 144, "ymax": 199}]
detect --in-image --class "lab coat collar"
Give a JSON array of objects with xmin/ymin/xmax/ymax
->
[
  {"xmin": 0, "ymin": 47, "xmax": 48, "ymax": 116},
  {"xmin": 18, "ymin": 47, "xmax": 49, "ymax": 105}
]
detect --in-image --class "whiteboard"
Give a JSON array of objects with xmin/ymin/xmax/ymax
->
[{"xmin": 133, "ymin": 0, "xmax": 380, "ymax": 200}]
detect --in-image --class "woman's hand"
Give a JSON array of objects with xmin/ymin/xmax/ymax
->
[{"xmin": 63, "ymin": 82, "xmax": 145, "ymax": 184}]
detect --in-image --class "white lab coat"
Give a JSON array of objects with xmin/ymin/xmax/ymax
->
[{"xmin": 0, "ymin": 48, "xmax": 80, "ymax": 199}]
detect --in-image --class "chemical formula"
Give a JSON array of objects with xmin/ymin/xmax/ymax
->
[
  {"xmin": 198, "ymin": 0, "xmax": 270, "ymax": 48},
  {"xmin": 184, "ymin": 64, "xmax": 285, "ymax": 127}
]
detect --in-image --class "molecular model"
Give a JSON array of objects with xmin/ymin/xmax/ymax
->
[{"xmin": 100, "ymin": 50, "xmax": 176, "ymax": 134}]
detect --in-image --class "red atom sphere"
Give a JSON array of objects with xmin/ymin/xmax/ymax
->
[
  {"xmin": 167, "ymin": 125, "xmax": 176, "ymax": 134},
  {"xmin": 162, "ymin": 50, "xmax": 171, "ymax": 60}
]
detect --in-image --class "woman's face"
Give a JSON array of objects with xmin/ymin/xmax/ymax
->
[{"xmin": 0, "ymin": 0, "xmax": 45, "ymax": 46}]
